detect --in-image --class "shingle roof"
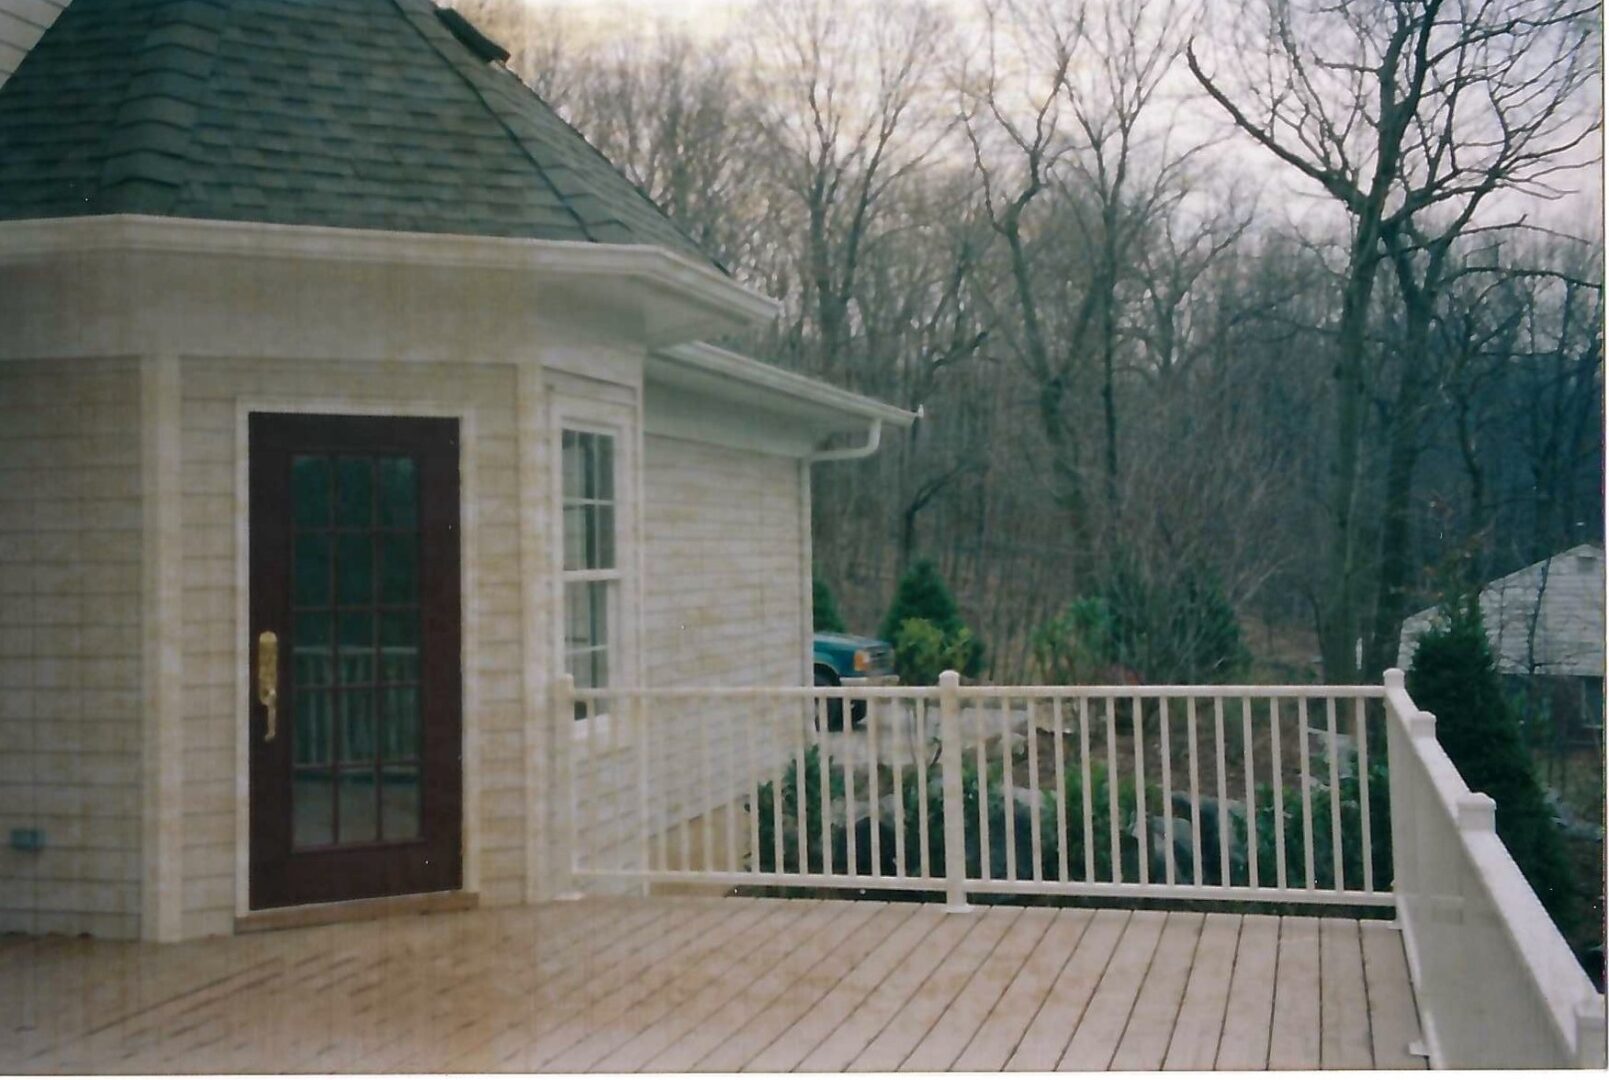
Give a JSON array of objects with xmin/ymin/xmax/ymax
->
[{"xmin": 0, "ymin": 0, "xmax": 717, "ymax": 268}]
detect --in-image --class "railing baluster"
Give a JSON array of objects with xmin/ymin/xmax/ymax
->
[
  {"xmin": 1271, "ymin": 696, "xmax": 1286, "ymax": 890},
  {"xmin": 1079, "ymin": 697, "xmax": 1094, "ymax": 883},
  {"xmin": 1133, "ymin": 694, "xmax": 1148, "ymax": 887},
  {"xmin": 843, "ymin": 697, "xmax": 856, "ymax": 876},
  {"xmin": 1356, "ymin": 696, "xmax": 1373, "ymax": 893},
  {"xmin": 638, "ymin": 695, "xmax": 650, "ymax": 883},
  {"xmin": 1187, "ymin": 697, "xmax": 1202, "ymax": 886},
  {"xmin": 1242, "ymin": 696, "xmax": 1258, "ymax": 889},
  {"xmin": 916, "ymin": 698, "xmax": 931, "ymax": 880},
  {"xmin": 1298, "ymin": 696, "xmax": 1315, "ymax": 891},
  {"xmin": 1106, "ymin": 697, "xmax": 1121, "ymax": 885},
  {"xmin": 727, "ymin": 698, "xmax": 742, "ymax": 874},
  {"xmin": 770, "ymin": 699, "xmax": 784, "ymax": 877},
  {"xmin": 745, "ymin": 698, "xmax": 760, "ymax": 874},
  {"xmin": 892, "ymin": 698, "xmax": 906, "ymax": 879},
  {"xmin": 976, "ymin": 696, "xmax": 991, "ymax": 882},
  {"xmin": 792, "ymin": 696, "xmax": 807, "ymax": 877},
  {"xmin": 1327, "ymin": 696, "xmax": 1343, "ymax": 891},
  {"xmin": 816, "ymin": 701, "xmax": 831, "ymax": 876},
  {"xmin": 1027, "ymin": 699, "xmax": 1042, "ymax": 881},
  {"xmin": 1003, "ymin": 695, "xmax": 1017, "ymax": 882},
  {"xmin": 868, "ymin": 695, "xmax": 882, "ymax": 876},
  {"xmin": 1213, "ymin": 697, "xmax": 1229, "ymax": 887},
  {"xmin": 1052, "ymin": 696, "xmax": 1069, "ymax": 883},
  {"xmin": 1160, "ymin": 696, "xmax": 1175, "ymax": 886},
  {"xmin": 586, "ymin": 695, "xmax": 600, "ymax": 875}
]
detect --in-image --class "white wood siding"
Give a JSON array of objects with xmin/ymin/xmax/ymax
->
[
  {"xmin": 1399, "ymin": 545, "xmax": 1605, "ymax": 677},
  {"xmin": 0, "ymin": 359, "xmax": 144, "ymax": 939},
  {"xmin": 0, "ymin": 0, "xmax": 67, "ymax": 90},
  {"xmin": 571, "ymin": 436, "xmax": 808, "ymax": 869}
]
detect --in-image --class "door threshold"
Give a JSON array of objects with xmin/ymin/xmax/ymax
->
[{"xmin": 236, "ymin": 890, "xmax": 478, "ymax": 934}]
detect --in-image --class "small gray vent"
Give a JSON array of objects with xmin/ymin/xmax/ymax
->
[{"xmin": 435, "ymin": 7, "xmax": 511, "ymax": 65}]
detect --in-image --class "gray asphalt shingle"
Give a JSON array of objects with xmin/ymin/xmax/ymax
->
[{"xmin": 0, "ymin": 0, "xmax": 717, "ymax": 269}]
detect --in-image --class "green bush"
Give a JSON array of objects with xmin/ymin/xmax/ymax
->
[
  {"xmin": 1031, "ymin": 597, "xmax": 1117, "ymax": 683},
  {"xmin": 880, "ymin": 559, "xmax": 984, "ymax": 676},
  {"xmin": 812, "ymin": 572, "xmax": 847, "ymax": 633},
  {"xmin": 1037, "ymin": 559, "xmax": 1249, "ymax": 685},
  {"xmin": 753, "ymin": 734, "xmax": 1391, "ymax": 894},
  {"xmin": 1407, "ymin": 596, "xmax": 1576, "ymax": 928},
  {"xmin": 892, "ymin": 618, "xmax": 978, "ymax": 686}
]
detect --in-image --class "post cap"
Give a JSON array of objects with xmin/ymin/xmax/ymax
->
[
  {"xmin": 1457, "ymin": 792, "xmax": 1497, "ymax": 832},
  {"xmin": 1383, "ymin": 668, "xmax": 1405, "ymax": 689},
  {"xmin": 1409, "ymin": 710, "xmax": 1437, "ymax": 737},
  {"xmin": 939, "ymin": 670, "xmax": 960, "ymax": 688}
]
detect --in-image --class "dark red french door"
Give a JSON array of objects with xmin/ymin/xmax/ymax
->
[{"xmin": 249, "ymin": 413, "xmax": 462, "ymax": 909}]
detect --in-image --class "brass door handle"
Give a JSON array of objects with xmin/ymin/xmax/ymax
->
[{"xmin": 257, "ymin": 630, "xmax": 279, "ymax": 742}]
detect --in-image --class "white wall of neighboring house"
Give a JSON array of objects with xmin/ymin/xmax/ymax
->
[
  {"xmin": 1398, "ymin": 544, "xmax": 1607, "ymax": 677},
  {"xmin": 0, "ymin": 0, "xmax": 67, "ymax": 90}
]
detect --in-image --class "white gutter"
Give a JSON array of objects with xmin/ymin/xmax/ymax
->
[{"xmin": 653, "ymin": 341, "xmax": 918, "ymax": 428}]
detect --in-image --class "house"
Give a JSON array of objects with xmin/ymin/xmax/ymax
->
[
  {"xmin": 0, "ymin": 0, "xmax": 913, "ymax": 941},
  {"xmin": 1398, "ymin": 544, "xmax": 1605, "ymax": 739}
]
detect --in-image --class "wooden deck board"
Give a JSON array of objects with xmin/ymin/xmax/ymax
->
[
  {"xmin": 1214, "ymin": 912, "xmax": 1280, "ymax": 1070},
  {"xmin": 1109, "ymin": 911, "xmax": 1205, "ymax": 1070},
  {"xmin": 1058, "ymin": 909, "xmax": 1167, "ymax": 1070},
  {"xmin": 1360, "ymin": 919, "xmax": 1427, "ymax": 1069},
  {"xmin": 1161, "ymin": 912, "xmax": 1240, "ymax": 1071},
  {"xmin": 0, "ymin": 896, "xmax": 1419, "ymax": 1074},
  {"xmin": 1268, "ymin": 914, "xmax": 1323, "ymax": 1069}
]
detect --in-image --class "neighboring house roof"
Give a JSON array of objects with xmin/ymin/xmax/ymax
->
[
  {"xmin": 1399, "ymin": 544, "xmax": 1607, "ymax": 678},
  {"xmin": 0, "ymin": 0, "xmax": 714, "ymax": 266}
]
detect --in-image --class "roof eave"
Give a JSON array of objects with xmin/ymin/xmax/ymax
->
[
  {"xmin": 650, "ymin": 341, "xmax": 918, "ymax": 430},
  {"xmin": 0, "ymin": 214, "xmax": 781, "ymax": 342}
]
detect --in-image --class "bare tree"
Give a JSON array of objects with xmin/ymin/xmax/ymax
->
[{"xmin": 1188, "ymin": 0, "xmax": 1601, "ymax": 679}]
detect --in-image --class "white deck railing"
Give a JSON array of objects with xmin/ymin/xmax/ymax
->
[
  {"xmin": 560, "ymin": 673, "xmax": 1392, "ymax": 909},
  {"xmin": 1383, "ymin": 668, "xmax": 1607, "ymax": 1068}
]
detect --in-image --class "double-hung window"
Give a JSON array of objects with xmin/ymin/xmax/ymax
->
[{"xmin": 561, "ymin": 429, "xmax": 617, "ymax": 719}]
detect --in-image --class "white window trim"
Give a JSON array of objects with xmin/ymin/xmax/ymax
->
[{"xmin": 550, "ymin": 395, "xmax": 639, "ymax": 745}]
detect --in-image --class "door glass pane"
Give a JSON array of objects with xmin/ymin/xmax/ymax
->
[
  {"xmin": 383, "ymin": 685, "xmax": 419, "ymax": 759},
  {"xmin": 594, "ymin": 436, "xmax": 614, "ymax": 501},
  {"xmin": 291, "ymin": 456, "xmax": 331, "ymax": 527},
  {"xmin": 338, "ymin": 768, "xmax": 378, "ymax": 843},
  {"xmin": 378, "ymin": 534, "xmax": 418, "ymax": 603},
  {"xmin": 594, "ymin": 505, "xmax": 615, "ymax": 569},
  {"xmin": 378, "ymin": 457, "xmax": 418, "ymax": 527},
  {"xmin": 293, "ymin": 534, "xmax": 331, "ymax": 607},
  {"xmin": 335, "ymin": 533, "xmax": 373, "ymax": 605},
  {"xmin": 335, "ymin": 457, "xmax": 373, "ymax": 528},
  {"xmin": 294, "ymin": 688, "xmax": 332, "ymax": 765},
  {"xmin": 337, "ymin": 611, "xmax": 375, "ymax": 685},
  {"xmin": 293, "ymin": 768, "xmax": 334, "ymax": 847},
  {"xmin": 341, "ymin": 689, "xmax": 375, "ymax": 763},
  {"xmin": 293, "ymin": 612, "xmax": 332, "ymax": 688},
  {"xmin": 381, "ymin": 765, "xmax": 420, "ymax": 841},
  {"xmin": 379, "ymin": 610, "xmax": 419, "ymax": 682}
]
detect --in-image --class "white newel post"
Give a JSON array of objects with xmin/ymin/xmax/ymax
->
[
  {"xmin": 553, "ymin": 674, "xmax": 582, "ymax": 899},
  {"xmin": 938, "ymin": 671, "xmax": 971, "ymax": 912}
]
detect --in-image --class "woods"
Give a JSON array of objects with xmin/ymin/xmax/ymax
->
[{"xmin": 461, "ymin": 0, "xmax": 1602, "ymax": 684}]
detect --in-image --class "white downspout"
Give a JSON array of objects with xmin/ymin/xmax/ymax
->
[{"xmin": 804, "ymin": 406, "xmax": 922, "ymax": 465}]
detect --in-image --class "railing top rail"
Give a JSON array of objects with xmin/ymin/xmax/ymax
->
[
  {"xmin": 568, "ymin": 683, "xmax": 1388, "ymax": 701},
  {"xmin": 1381, "ymin": 668, "xmax": 1606, "ymax": 1066}
]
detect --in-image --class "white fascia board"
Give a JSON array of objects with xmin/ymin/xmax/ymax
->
[
  {"xmin": 650, "ymin": 341, "xmax": 917, "ymax": 430},
  {"xmin": 0, "ymin": 214, "xmax": 780, "ymax": 334}
]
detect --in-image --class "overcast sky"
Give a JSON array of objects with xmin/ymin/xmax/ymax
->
[{"xmin": 504, "ymin": 0, "xmax": 1602, "ymax": 241}]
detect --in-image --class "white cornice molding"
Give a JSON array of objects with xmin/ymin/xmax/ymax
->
[
  {"xmin": 0, "ymin": 214, "xmax": 781, "ymax": 326},
  {"xmin": 651, "ymin": 341, "xmax": 917, "ymax": 429}
]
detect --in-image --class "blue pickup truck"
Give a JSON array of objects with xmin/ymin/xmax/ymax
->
[{"xmin": 812, "ymin": 632, "xmax": 896, "ymax": 729}]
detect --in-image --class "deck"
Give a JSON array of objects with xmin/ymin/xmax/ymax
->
[{"xmin": 1, "ymin": 895, "xmax": 1425, "ymax": 1072}]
